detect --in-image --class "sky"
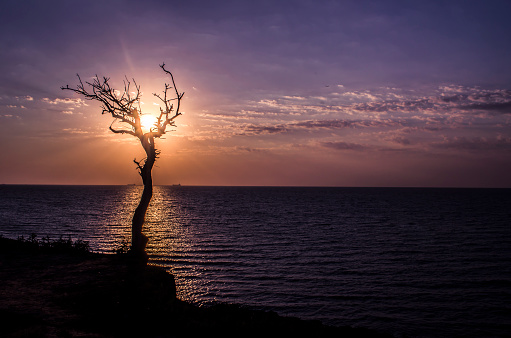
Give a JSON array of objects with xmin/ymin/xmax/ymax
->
[{"xmin": 1, "ymin": 0, "xmax": 511, "ymax": 187}]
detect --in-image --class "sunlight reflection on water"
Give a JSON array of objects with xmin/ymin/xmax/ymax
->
[
  {"xmin": 1, "ymin": 185, "xmax": 510, "ymax": 338},
  {"xmin": 143, "ymin": 187, "xmax": 210, "ymax": 303},
  {"xmin": 0, "ymin": 185, "xmax": 138, "ymax": 253}
]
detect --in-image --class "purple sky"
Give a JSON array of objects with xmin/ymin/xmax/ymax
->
[{"xmin": 1, "ymin": 0, "xmax": 511, "ymax": 187}]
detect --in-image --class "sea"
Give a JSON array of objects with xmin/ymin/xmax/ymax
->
[{"xmin": 0, "ymin": 185, "xmax": 510, "ymax": 337}]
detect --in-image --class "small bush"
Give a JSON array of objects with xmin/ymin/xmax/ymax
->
[
  {"xmin": 16, "ymin": 233, "xmax": 90, "ymax": 254},
  {"xmin": 114, "ymin": 239, "xmax": 130, "ymax": 255}
]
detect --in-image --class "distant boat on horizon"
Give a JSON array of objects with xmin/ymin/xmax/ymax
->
[{"xmin": 172, "ymin": 184, "xmax": 181, "ymax": 187}]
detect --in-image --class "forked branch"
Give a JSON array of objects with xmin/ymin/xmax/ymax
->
[
  {"xmin": 151, "ymin": 63, "xmax": 184, "ymax": 138},
  {"xmin": 62, "ymin": 64, "xmax": 184, "ymax": 142}
]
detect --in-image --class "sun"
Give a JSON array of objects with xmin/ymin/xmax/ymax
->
[{"xmin": 140, "ymin": 114, "xmax": 158, "ymax": 132}]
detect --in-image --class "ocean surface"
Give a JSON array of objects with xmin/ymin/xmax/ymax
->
[{"xmin": 1, "ymin": 185, "xmax": 510, "ymax": 337}]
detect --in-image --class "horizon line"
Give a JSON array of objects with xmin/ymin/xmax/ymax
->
[{"xmin": 1, "ymin": 183, "xmax": 510, "ymax": 189}]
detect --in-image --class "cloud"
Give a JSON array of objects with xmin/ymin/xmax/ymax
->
[
  {"xmin": 330, "ymin": 86, "xmax": 511, "ymax": 123},
  {"xmin": 294, "ymin": 120, "xmax": 354, "ymax": 129},
  {"xmin": 238, "ymin": 118, "xmax": 402, "ymax": 136},
  {"xmin": 432, "ymin": 136, "xmax": 511, "ymax": 152},
  {"xmin": 242, "ymin": 124, "xmax": 288, "ymax": 135},
  {"xmin": 42, "ymin": 97, "xmax": 87, "ymax": 107},
  {"xmin": 282, "ymin": 95, "xmax": 306, "ymax": 100},
  {"xmin": 191, "ymin": 84, "xmax": 511, "ymax": 163},
  {"xmin": 242, "ymin": 86, "xmax": 511, "ymax": 125},
  {"xmin": 293, "ymin": 119, "xmax": 401, "ymax": 129},
  {"xmin": 199, "ymin": 111, "xmax": 273, "ymax": 121},
  {"xmin": 320, "ymin": 141, "xmax": 368, "ymax": 151},
  {"xmin": 235, "ymin": 146, "xmax": 266, "ymax": 153},
  {"xmin": 0, "ymin": 114, "xmax": 22, "ymax": 120},
  {"xmin": 462, "ymin": 101, "xmax": 511, "ymax": 113},
  {"xmin": 390, "ymin": 136, "xmax": 411, "ymax": 145},
  {"xmin": 62, "ymin": 128, "xmax": 89, "ymax": 134},
  {"xmin": 439, "ymin": 85, "xmax": 466, "ymax": 93},
  {"xmin": 436, "ymin": 87, "xmax": 511, "ymax": 114},
  {"xmin": 341, "ymin": 91, "xmax": 379, "ymax": 101},
  {"xmin": 14, "ymin": 95, "xmax": 34, "ymax": 101}
]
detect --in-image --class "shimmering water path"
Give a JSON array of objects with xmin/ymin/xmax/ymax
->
[{"xmin": 1, "ymin": 185, "xmax": 510, "ymax": 337}]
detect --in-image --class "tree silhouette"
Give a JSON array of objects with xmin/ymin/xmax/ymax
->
[{"xmin": 62, "ymin": 63, "xmax": 184, "ymax": 260}]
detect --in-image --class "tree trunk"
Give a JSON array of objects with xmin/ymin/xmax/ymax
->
[
  {"xmin": 130, "ymin": 136, "xmax": 156, "ymax": 261},
  {"xmin": 131, "ymin": 178, "xmax": 151, "ymax": 259}
]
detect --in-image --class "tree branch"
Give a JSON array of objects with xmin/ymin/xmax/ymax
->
[
  {"xmin": 62, "ymin": 75, "xmax": 139, "ymax": 130},
  {"xmin": 150, "ymin": 63, "xmax": 184, "ymax": 138},
  {"xmin": 61, "ymin": 63, "xmax": 184, "ymax": 166},
  {"xmin": 133, "ymin": 158, "xmax": 144, "ymax": 176},
  {"xmin": 109, "ymin": 121, "xmax": 136, "ymax": 136}
]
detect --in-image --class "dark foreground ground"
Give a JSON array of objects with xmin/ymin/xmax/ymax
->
[{"xmin": 0, "ymin": 237, "xmax": 392, "ymax": 337}]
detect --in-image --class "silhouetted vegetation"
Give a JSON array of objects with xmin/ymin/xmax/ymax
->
[
  {"xmin": 62, "ymin": 64, "xmax": 184, "ymax": 261},
  {"xmin": 2, "ymin": 234, "xmax": 90, "ymax": 254},
  {"xmin": 113, "ymin": 239, "xmax": 131, "ymax": 255}
]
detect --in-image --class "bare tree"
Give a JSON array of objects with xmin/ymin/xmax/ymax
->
[{"xmin": 62, "ymin": 63, "xmax": 184, "ymax": 260}]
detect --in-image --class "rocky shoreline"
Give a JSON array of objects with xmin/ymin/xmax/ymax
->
[{"xmin": 0, "ymin": 237, "xmax": 391, "ymax": 337}]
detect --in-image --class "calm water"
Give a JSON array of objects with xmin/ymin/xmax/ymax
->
[{"xmin": 1, "ymin": 185, "xmax": 510, "ymax": 337}]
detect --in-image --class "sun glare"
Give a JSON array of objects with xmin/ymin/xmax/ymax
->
[{"xmin": 140, "ymin": 114, "xmax": 158, "ymax": 132}]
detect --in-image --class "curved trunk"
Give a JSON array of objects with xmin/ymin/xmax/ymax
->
[
  {"xmin": 131, "ymin": 135, "xmax": 156, "ymax": 260},
  {"xmin": 131, "ymin": 175, "xmax": 152, "ymax": 257}
]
